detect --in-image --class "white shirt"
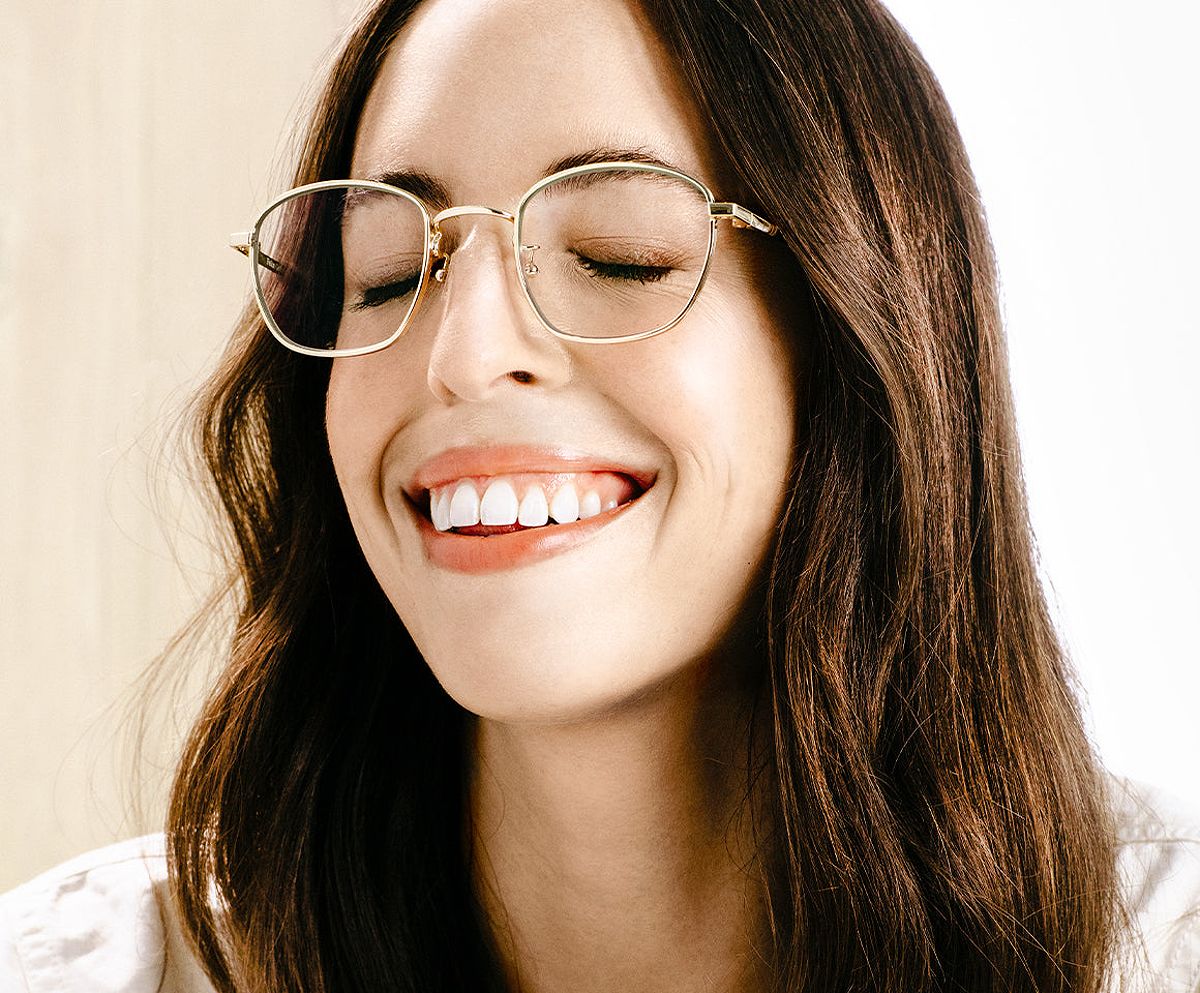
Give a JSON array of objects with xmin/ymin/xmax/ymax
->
[{"xmin": 2, "ymin": 777, "xmax": 1198, "ymax": 992}]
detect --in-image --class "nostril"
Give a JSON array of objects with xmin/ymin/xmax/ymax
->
[{"xmin": 510, "ymin": 370, "xmax": 534, "ymax": 383}]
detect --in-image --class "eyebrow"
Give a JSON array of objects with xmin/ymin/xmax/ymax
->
[
  {"xmin": 362, "ymin": 145, "xmax": 693, "ymax": 207},
  {"xmin": 364, "ymin": 169, "xmax": 452, "ymax": 210},
  {"xmin": 541, "ymin": 145, "xmax": 689, "ymax": 177}
]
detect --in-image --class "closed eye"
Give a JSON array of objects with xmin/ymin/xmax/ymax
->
[
  {"xmin": 348, "ymin": 275, "xmax": 421, "ymax": 311},
  {"xmin": 573, "ymin": 255, "xmax": 673, "ymax": 284}
]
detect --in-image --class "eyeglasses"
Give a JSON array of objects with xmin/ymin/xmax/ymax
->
[{"xmin": 229, "ymin": 161, "xmax": 778, "ymax": 357}]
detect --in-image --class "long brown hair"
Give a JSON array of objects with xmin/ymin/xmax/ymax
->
[{"xmin": 167, "ymin": 1, "xmax": 1124, "ymax": 990}]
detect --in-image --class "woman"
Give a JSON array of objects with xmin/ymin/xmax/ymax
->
[{"xmin": 3, "ymin": 0, "xmax": 1198, "ymax": 991}]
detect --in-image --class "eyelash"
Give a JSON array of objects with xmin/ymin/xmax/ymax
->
[
  {"xmin": 574, "ymin": 255, "xmax": 673, "ymax": 284},
  {"xmin": 349, "ymin": 276, "xmax": 420, "ymax": 311}
]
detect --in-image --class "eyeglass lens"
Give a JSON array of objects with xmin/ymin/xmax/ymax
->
[{"xmin": 253, "ymin": 169, "xmax": 713, "ymax": 352}]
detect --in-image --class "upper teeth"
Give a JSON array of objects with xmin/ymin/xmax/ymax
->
[
  {"xmin": 428, "ymin": 473, "xmax": 629, "ymax": 532},
  {"xmin": 517, "ymin": 484, "xmax": 549, "ymax": 526}
]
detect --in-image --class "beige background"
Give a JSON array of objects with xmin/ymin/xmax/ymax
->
[
  {"xmin": 1, "ymin": 1, "xmax": 357, "ymax": 891},
  {"xmin": 3, "ymin": 1, "xmax": 1198, "ymax": 893}
]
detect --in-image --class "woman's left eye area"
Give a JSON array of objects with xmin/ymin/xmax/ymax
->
[{"xmin": 573, "ymin": 253, "xmax": 673, "ymax": 284}]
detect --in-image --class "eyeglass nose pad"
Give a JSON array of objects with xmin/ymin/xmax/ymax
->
[
  {"xmin": 428, "ymin": 226, "xmax": 452, "ymax": 283},
  {"xmin": 521, "ymin": 244, "xmax": 540, "ymax": 276},
  {"xmin": 431, "ymin": 253, "xmax": 450, "ymax": 283}
]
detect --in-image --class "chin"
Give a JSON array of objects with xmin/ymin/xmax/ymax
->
[{"xmin": 408, "ymin": 624, "xmax": 683, "ymax": 725}]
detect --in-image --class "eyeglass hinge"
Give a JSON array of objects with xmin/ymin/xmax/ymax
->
[{"xmin": 710, "ymin": 203, "xmax": 778, "ymax": 236}]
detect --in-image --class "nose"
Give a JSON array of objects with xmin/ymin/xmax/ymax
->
[{"xmin": 422, "ymin": 214, "xmax": 572, "ymax": 404}]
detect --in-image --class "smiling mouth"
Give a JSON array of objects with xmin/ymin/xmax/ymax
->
[{"xmin": 416, "ymin": 470, "xmax": 648, "ymax": 535}]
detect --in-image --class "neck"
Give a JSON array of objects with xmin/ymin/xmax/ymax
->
[{"xmin": 465, "ymin": 654, "xmax": 776, "ymax": 993}]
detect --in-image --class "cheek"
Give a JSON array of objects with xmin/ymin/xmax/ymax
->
[
  {"xmin": 589, "ymin": 292, "xmax": 799, "ymax": 645},
  {"xmin": 324, "ymin": 356, "xmax": 426, "ymax": 615},
  {"xmin": 325, "ymin": 356, "xmax": 409, "ymax": 514},
  {"xmin": 630, "ymin": 294, "xmax": 799, "ymax": 502},
  {"xmin": 325, "ymin": 363, "xmax": 372, "ymax": 485}
]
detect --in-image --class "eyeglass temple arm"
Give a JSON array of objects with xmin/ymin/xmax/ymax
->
[
  {"xmin": 709, "ymin": 203, "xmax": 777, "ymax": 236},
  {"xmin": 229, "ymin": 232, "xmax": 287, "ymax": 274}
]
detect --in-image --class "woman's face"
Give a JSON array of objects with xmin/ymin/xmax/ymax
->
[{"xmin": 327, "ymin": 0, "xmax": 803, "ymax": 723}]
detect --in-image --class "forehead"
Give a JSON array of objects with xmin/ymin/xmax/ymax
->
[{"xmin": 350, "ymin": 0, "xmax": 723, "ymax": 202}]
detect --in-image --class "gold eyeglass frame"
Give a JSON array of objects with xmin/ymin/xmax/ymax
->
[{"xmin": 229, "ymin": 161, "xmax": 778, "ymax": 357}]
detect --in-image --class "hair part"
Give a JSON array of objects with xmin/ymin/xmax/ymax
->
[{"xmin": 167, "ymin": 1, "xmax": 1124, "ymax": 990}]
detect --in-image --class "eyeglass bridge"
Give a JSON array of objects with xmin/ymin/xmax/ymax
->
[{"xmin": 427, "ymin": 204, "xmax": 541, "ymax": 283}]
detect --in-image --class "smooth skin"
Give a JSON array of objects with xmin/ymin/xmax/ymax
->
[{"xmin": 325, "ymin": 0, "xmax": 806, "ymax": 989}]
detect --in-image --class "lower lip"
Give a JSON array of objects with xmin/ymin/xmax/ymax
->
[{"xmin": 410, "ymin": 492, "xmax": 645, "ymax": 575}]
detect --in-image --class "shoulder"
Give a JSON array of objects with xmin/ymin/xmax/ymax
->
[
  {"xmin": 0, "ymin": 834, "xmax": 215, "ymax": 993},
  {"xmin": 1109, "ymin": 775, "xmax": 1200, "ymax": 992}
]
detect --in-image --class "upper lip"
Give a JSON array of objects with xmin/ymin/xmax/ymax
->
[{"xmin": 405, "ymin": 444, "xmax": 659, "ymax": 500}]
